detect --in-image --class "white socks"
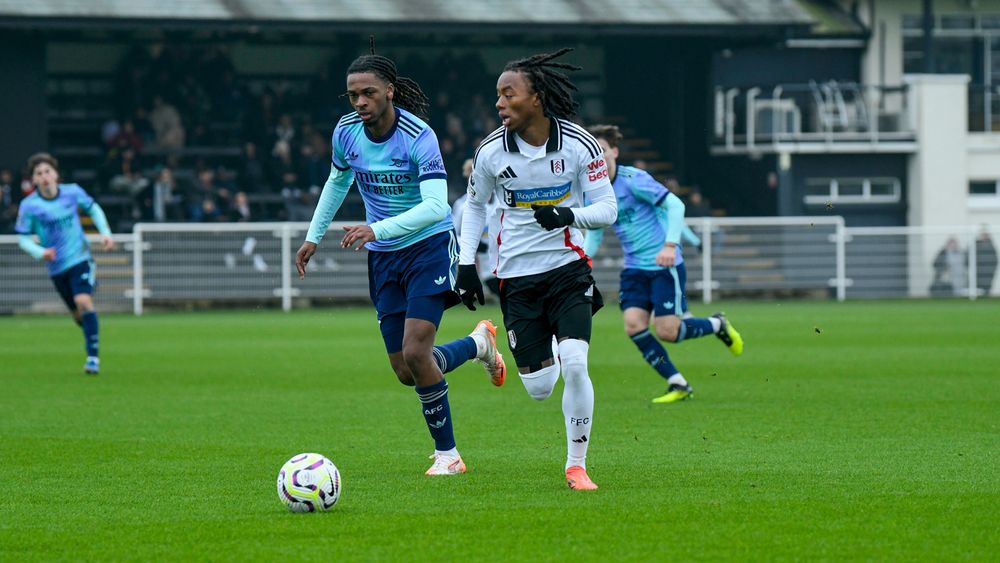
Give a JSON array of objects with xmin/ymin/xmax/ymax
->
[
  {"xmin": 558, "ymin": 339, "xmax": 594, "ymax": 470},
  {"xmin": 667, "ymin": 373, "xmax": 688, "ymax": 386},
  {"xmin": 709, "ymin": 317, "xmax": 722, "ymax": 333}
]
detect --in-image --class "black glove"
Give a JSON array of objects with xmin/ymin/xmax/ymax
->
[
  {"xmin": 531, "ymin": 204, "xmax": 575, "ymax": 231},
  {"xmin": 456, "ymin": 264, "xmax": 485, "ymax": 311}
]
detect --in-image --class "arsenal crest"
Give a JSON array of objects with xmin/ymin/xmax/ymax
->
[{"xmin": 550, "ymin": 159, "xmax": 565, "ymax": 174}]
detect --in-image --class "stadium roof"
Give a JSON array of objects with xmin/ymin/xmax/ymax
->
[{"xmin": 0, "ymin": 0, "xmax": 817, "ymax": 29}]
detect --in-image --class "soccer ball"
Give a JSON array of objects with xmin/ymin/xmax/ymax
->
[{"xmin": 276, "ymin": 453, "xmax": 341, "ymax": 512}]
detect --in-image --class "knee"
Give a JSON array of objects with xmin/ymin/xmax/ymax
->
[
  {"xmin": 74, "ymin": 296, "xmax": 94, "ymax": 313},
  {"xmin": 558, "ymin": 339, "xmax": 590, "ymax": 381},
  {"xmin": 519, "ymin": 364, "xmax": 559, "ymax": 401},
  {"xmin": 389, "ymin": 356, "xmax": 416, "ymax": 386},
  {"xmin": 654, "ymin": 325, "xmax": 679, "ymax": 342},
  {"xmin": 394, "ymin": 370, "xmax": 415, "ymax": 386},
  {"xmin": 624, "ymin": 319, "xmax": 647, "ymax": 336}
]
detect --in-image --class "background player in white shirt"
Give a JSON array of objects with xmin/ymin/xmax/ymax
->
[{"xmin": 456, "ymin": 49, "xmax": 617, "ymax": 490}]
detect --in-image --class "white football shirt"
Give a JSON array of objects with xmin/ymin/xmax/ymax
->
[{"xmin": 461, "ymin": 118, "xmax": 615, "ymax": 278}]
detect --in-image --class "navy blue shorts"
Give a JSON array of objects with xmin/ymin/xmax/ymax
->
[
  {"xmin": 618, "ymin": 264, "xmax": 688, "ymax": 317},
  {"xmin": 51, "ymin": 260, "xmax": 95, "ymax": 312},
  {"xmin": 367, "ymin": 230, "xmax": 461, "ymax": 322}
]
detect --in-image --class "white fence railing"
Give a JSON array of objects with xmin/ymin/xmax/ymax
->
[{"xmin": 1, "ymin": 219, "xmax": 996, "ymax": 315}]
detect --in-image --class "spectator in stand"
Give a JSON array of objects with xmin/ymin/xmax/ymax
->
[
  {"xmin": 298, "ymin": 137, "xmax": 330, "ymax": 192},
  {"xmin": 685, "ymin": 188, "xmax": 712, "ymax": 218},
  {"xmin": 108, "ymin": 119, "xmax": 144, "ymax": 154},
  {"xmin": 281, "ymin": 171, "xmax": 315, "ymax": 222},
  {"xmin": 273, "ymin": 113, "xmax": 296, "ymax": 149},
  {"xmin": 107, "ymin": 149, "xmax": 149, "ymax": 220},
  {"xmin": 1, "ymin": 168, "xmax": 18, "ymax": 232},
  {"xmin": 141, "ymin": 166, "xmax": 185, "ymax": 222},
  {"xmin": 150, "ymin": 95, "xmax": 185, "ymax": 151},
  {"xmin": 270, "ymin": 138, "xmax": 296, "ymax": 187},
  {"xmin": 187, "ymin": 167, "xmax": 222, "ymax": 222},
  {"xmin": 238, "ymin": 142, "xmax": 269, "ymax": 194},
  {"xmin": 229, "ymin": 191, "xmax": 252, "ymax": 222}
]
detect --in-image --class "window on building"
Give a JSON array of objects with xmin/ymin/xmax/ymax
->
[
  {"xmin": 941, "ymin": 15, "xmax": 975, "ymax": 30},
  {"xmin": 804, "ymin": 178, "xmax": 901, "ymax": 205},
  {"xmin": 902, "ymin": 13, "xmax": 999, "ymax": 84},
  {"xmin": 969, "ymin": 180, "xmax": 1000, "ymax": 196}
]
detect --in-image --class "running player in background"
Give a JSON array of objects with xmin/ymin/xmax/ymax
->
[
  {"xmin": 583, "ymin": 125, "xmax": 743, "ymax": 404},
  {"xmin": 295, "ymin": 43, "xmax": 506, "ymax": 477},
  {"xmin": 457, "ymin": 49, "xmax": 617, "ymax": 490},
  {"xmin": 15, "ymin": 152, "xmax": 115, "ymax": 375}
]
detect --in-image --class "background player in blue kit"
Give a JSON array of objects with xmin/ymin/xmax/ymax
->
[
  {"xmin": 295, "ymin": 44, "xmax": 506, "ymax": 476},
  {"xmin": 15, "ymin": 153, "xmax": 115, "ymax": 374},
  {"xmin": 584, "ymin": 125, "xmax": 743, "ymax": 404}
]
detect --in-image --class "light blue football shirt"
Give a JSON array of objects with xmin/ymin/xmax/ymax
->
[
  {"xmin": 331, "ymin": 106, "xmax": 452, "ymax": 251},
  {"xmin": 15, "ymin": 183, "xmax": 96, "ymax": 276},
  {"xmin": 611, "ymin": 166, "xmax": 684, "ymax": 270}
]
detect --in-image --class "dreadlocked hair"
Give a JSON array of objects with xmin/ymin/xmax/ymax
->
[
  {"xmin": 587, "ymin": 124, "xmax": 623, "ymax": 148},
  {"xmin": 503, "ymin": 48, "xmax": 581, "ymax": 119},
  {"xmin": 346, "ymin": 38, "xmax": 430, "ymax": 120}
]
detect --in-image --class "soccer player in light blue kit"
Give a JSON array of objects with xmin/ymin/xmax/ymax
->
[
  {"xmin": 295, "ymin": 48, "xmax": 506, "ymax": 476},
  {"xmin": 15, "ymin": 153, "xmax": 115, "ymax": 374},
  {"xmin": 583, "ymin": 125, "xmax": 743, "ymax": 403}
]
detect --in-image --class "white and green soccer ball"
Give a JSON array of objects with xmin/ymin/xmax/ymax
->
[{"xmin": 276, "ymin": 453, "xmax": 341, "ymax": 512}]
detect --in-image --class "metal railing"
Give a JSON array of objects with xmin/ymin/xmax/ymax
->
[
  {"xmin": 2, "ymin": 219, "xmax": 997, "ymax": 315},
  {"xmin": 713, "ymin": 82, "xmax": 916, "ymax": 153}
]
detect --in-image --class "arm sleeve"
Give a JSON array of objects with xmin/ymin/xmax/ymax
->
[
  {"xmin": 86, "ymin": 202, "xmax": 112, "ymax": 236},
  {"xmin": 570, "ymin": 185, "xmax": 617, "ymax": 229},
  {"xmin": 306, "ymin": 167, "xmax": 355, "ymax": 244},
  {"xmin": 459, "ymin": 197, "xmax": 487, "ymax": 265},
  {"xmin": 583, "ymin": 228, "xmax": 604, "ymax": 257},
  {"xmin": 18, "ymin": 234, "xmax": 46, "ymax": 260},
  {"xmin": 658, "ymin": 192, "xmax": 686, "ymax": 245},
  {"xmin": 459, "ymin": 162, "xmax": 493, "ymax": 265},
  {"xmin": 681, "ymin": 222, "xmax": 702, "ymax": 247},
  {"xmin": 369, "ymin": 178, "xmax": 450, "ymax": 240}
]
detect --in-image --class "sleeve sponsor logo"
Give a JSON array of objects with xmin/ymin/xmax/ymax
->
[
  {"xmin": 419, "ymin": 157, "xmax": 446, "ymax": 175},
  {"xmin": 586, "ymin": 158, "xmax": 609, "ymax": 182}
]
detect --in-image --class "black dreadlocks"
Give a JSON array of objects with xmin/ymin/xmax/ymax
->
[
  {"xmin": 503, "ymin": 48, "xmax": 581, "ymax": 119},
  {"xmin": 345, "ymin": 36, "xmax": 430, "ymax": 120}
]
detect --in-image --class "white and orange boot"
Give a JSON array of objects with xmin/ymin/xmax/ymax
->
[{"xmin": 471, "ymin": 319, "xmax": 506, "ymax": 387}]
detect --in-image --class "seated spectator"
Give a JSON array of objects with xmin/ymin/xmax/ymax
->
[
  {"xmin": 229, "ymin": 191, "xmax": 252, "ymax": 222},
  {"xmin": 150, "ymin": 95, "xmax": 185, "ymax": 151},
  {"xmin": 280, "ymin": 171, "xmax": 316, "ymax": 222},
  {"xmin": 685, "ymin": 188, "xmax": 712, "ymax": 218},
  {"xmin": 140, "ymin": 166, "xmax": 185, "ymax": 222},
  {"xmin": 187, "ymin": 167, "xmax": 223, "ymax": 221},
  {"xmin": 107, "ymin": 149, "xmax": 150, "ymax": 220}
]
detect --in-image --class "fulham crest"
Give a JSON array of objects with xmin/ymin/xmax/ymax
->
[{"xmin": 550, "ymin": 159, "xmax": 564, "ymax": 175}]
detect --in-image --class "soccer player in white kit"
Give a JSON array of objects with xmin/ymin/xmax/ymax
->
[{"xmin": 456, "ymin": 49, "xmax": 617, "ymax": 490}]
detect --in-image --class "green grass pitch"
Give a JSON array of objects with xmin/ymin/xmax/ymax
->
[{"xmin": 1, "ymin": 300, "xmax": 998, "ymax": 561}]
